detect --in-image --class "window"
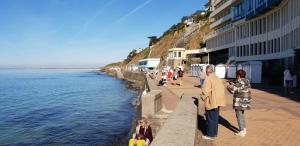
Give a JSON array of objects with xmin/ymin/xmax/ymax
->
[
  {"xmin": 258, "ymin": 42, "xmax": 262, "ymax": 55},
  {"xmin": 254, "ymin": 20, "xmax": 257, "ymax": 35},
  {"xmin": 247, "ymin": 0, "xmax": 253, "ymax": 11},
  {"xmin": 254, "ymin": 43, "xmax": 258, "ymax": 55},
  {"xmin": 240, "ymin": 47, "xmax": 243, "ymax": 57},
  {"xmin": 251, "ymin": 21, "xmax": 254, "ymax": 36},
  {"xmin": 262, "ymin": 17, "xmax": 266, "ymax": 33},
  {"xmin": 174, "ymin": 52, "xmax": 177, "ymax": 57},
  {"xmin": 277, "ymin": 38, "xmax": 281, "ymax": 52},
  {"xmin": 267, "ymin": 15, "xmax": 271, "ymax": 32},
  {"xmin": 271, "ymin": 40, "xmax": 274, "ymax": 53},
  {"xmin": 246, "ymin": 23, "xmax": 249, "ymax": 37},
  {"xmin": 239, "ymin": 26, "xmax": 242, "ymax": 39},
  {"xmin": 274, "ymin": 11, "xmax": 280, "ymax": 30},
  {"xmin": 246, "ymin": 45, "xmax": 250, "ymax": 56},
  {"xmin": 267, "ymin": 40, "xmax": 271, "ymax": 53},
  {"xmin": 243, "ymin": 45, "xmax": 247, "ymax": 56},
  {"xmin": 250, "ymin": 44, "xmax": 254, "ymax": 56},
  {"xmin": 263, "ymin": 42, "xmax": 266, "ymax": 54},
  {"xmin": 258, "ymin": 0, "xmax": 264, "ymax": 5},
  {"xmin": 258, "ymin": 19, "xmax": 262, "ymax": 35},
  {"xmin": 270, "ymin": 13, "xmax": 274, "ymax": 31},
  {"xmin": 178, "ymin": 52, "xmax": 182, "ymax": 57}
]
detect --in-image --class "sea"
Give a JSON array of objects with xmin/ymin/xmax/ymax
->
[{"xmin": 0, "ymin": 69, "xmax": 139, "ymax": 146}]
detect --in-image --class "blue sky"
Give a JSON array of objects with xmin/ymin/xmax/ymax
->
[{"xmin": 0, "ymin": 0, "xmax": 206, "ymax": 68}]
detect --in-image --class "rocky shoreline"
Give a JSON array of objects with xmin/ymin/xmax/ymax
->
[{"xmin": 100, "ymin": 70, "xmax": 146, "ymax": 146}]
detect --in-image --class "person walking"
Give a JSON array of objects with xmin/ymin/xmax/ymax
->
[
  {"xmin": 227, "ymin": 69, "xmax": 251, "ymax": 137},
  {"xmin": 177, "ymin": 67, "xmax": 184, "ymax": 86},
  {"xmin": 172, "ymin": 69, "xmax": 178, "ymax": 85},
  {"xmin": 201, "ymin": 65, "xmax": 226, "ymax": 140},
  {"xmin": 167, "ymin": 69, "xmax": 173, "ymax": 81},
  {"xmin": 284, "ymin": 68, "xmax": 294, "ymax": 94},
  {"xmin": 198, "ymin": 67, "xmax": 206, "ymax": 88}
]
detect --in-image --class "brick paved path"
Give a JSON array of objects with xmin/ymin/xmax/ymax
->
[{"xmin": 163, "ymin": 75, "xmax": 300, "ymax": 146}]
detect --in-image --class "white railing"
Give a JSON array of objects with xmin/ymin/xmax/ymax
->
[
  {"xmin": 209, "ymin": 12, "xmax": 232, "ymax": 29},
  {"xmin": 210, "ymin": 0, "xmax": 238, "ymax": 18},
  {"xmin": 204, "ymin": 23, "xmax": 233, "ymax": 41}
]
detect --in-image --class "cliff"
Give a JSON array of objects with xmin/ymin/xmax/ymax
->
[{"xmin": 103, "ymin": 10, "xmax": 211, "ymax": 70}]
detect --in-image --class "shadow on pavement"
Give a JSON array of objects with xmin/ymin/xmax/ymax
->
[
  {"xmin": 219, "ymin": 116, "xmax": 239, "ymax": 133},
  {"xmin": 197, "ymin": 115, "xmax": 207, "ymax": 135},
  {"xmin": 252, "ymin": 84, "xmax": 300, "ymax": 102}
]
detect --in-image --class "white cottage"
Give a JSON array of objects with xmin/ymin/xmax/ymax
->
[{"xmin": 138, "ymin": 58, "xmax": 160, "ymax": 70}]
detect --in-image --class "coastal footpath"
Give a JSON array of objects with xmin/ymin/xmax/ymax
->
[
  {"xmin": 148, "ymin": 73, "xmax": 300, "ymax": 146},
  {"xmin": 103, "ymin": 66, "xmax": 300, "ymax": 146}
]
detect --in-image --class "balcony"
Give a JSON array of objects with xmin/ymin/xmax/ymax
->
[
  {"xmin": 256, "ymin": 2, "xmax": 267, "ymax": 14},
  {"xmin": 210, "ymin": 0, "xmax": 239, "ymax": 18},
  {"xmin": 232, "ymin": 14, "xmax": 245, "ymax": 22},
  {"xmin": 267, "ymin": 0, "xmax": 282, "ymax": 7},
  {"xmin": 210, "ymin": 13, "xmax": 232, "ymax": 29},
  {"xmin": 204, "ymin": 23, "xmax": 234, "ymax": 41},
  {"xmin": 245, "ymin": 0, "xmax": 282, "ymax": 20},
  {"xmin": 246, "ymin": 10, "xmax": 255, "ymax": 20},
  {"xmin": 232, "ymin": 2, "xmax": 245, "ymax": 22}
]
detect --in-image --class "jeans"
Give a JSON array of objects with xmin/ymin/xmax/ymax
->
[
  {"xmin": 284, "ymin": 80, "xmax": 293, "ymax": 94},
  {"xmin": 205, "ymin": 107, "xmax": 220, "ymax": 137},
  {"xmin": 235, "ymin": 109, "xmax": 246, "ymax": 131}
]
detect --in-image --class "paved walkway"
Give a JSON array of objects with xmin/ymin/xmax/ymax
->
[{"xmin": 158, "ymin": 74, "xmax": 300, "ymax": 146}]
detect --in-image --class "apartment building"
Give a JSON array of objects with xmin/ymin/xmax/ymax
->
[
  {"xmin": 204, "ymin": 0, "xmax": 237, "ymax": 65},
  {"xmin": 204, "ymin": 0, "xmax": 300, "ymax": 85}
]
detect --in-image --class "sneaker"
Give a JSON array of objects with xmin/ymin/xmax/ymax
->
[
  {"xmin": 235, "ymin": 131, "xmax": 246, "ymax": 137},
  {"xmin": 202, "ymin": 135, "xmax": 215, "ymax": 140}
]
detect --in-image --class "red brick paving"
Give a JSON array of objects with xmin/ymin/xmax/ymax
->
[{"xmin": 160, "ymin": 74, "xmax": 300, "ymax": 146}]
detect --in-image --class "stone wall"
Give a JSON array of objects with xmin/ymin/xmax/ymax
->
[{"xmin": 151, "ymin": 94, "xmax": 198, "ymax": 146}]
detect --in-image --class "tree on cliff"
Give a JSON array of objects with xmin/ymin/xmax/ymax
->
[{"xmin": 125, "ymin": 49, "xmax": 138, "ymax": 63}]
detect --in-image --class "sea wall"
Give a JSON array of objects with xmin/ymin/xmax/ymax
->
[
  {"xmin": 150, "ymin": 94, "xmax": 198, "ymax": 146},
  {"xmin": 104, "ymin": 69, "xmax": 145, "ymax": 90},
  {"xmin": 105, "ymin": 69, "xmax": 198, "ymax": 145},
  {"xmin": 141, "ymin": 74, "xmax": 198, "ymax": 145}
]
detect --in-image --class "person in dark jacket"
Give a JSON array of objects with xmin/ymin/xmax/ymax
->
[
  {"xmin": 177, "ymin": 68, "xmax": 184, "ymax": 86},
  {"xmin": 129, "ymin": 117, "xmax": 153, "ymax": 146},
  {"xmin": 227, "ymin": 69, "xmax": 252, "ymax": 137}
]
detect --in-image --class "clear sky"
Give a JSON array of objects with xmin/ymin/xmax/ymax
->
[{"xmin": 0, "ymin": 0, "xmax": 206, "ymax": 68}]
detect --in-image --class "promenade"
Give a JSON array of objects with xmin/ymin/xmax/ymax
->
[{"xmin": 155, "ymin": 74, "xmax": 300, "ymax": 146}]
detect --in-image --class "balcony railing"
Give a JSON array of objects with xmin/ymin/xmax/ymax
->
[
  {"xmin": 204, "ymin": 23, "xmax": 233, "ymax": 41},
  {"xmin": 246, "ymin": 10, "xmax": 255, "ymax": 20},
  {"xmin": 267, "ymin": 0, "xmax": 282, "ymax": 7},
  {"xmin": 210, "ymin": 0, "xmax": 239, "ymax": 18},
  {"xmin": 210, "ymin": 12, "xmax": 232, "ymax": 29},
  {"xmin": 256, "ymin": 2, "xmax": 267, "ymax": 14}
]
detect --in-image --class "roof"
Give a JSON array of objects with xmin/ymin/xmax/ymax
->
[
  {"xmin": 168, "ymin": 48, "xmax": 186, "ymax": 52},
  {"xmin": 138, "ymin": 58, "xmax": 160, "ymax": 62}
]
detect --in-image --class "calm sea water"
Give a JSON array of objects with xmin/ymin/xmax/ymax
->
[{"xmin": 0, "ymin": 69, "xmax": 138, "ymax": 146}]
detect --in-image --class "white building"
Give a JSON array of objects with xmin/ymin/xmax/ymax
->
[
  {"xmin": 138, "ymin": 58, "xmax": 160, "ymax": 70},
  {"xmin": 203, "ymin": 0, "xmax": 300, "ymax": 86},
  {"xmin": 184, "ymin": 18, "xmax": 195, "ymax": 26},
  {"xmin": 167, "ymin": 48, "xmax": 186, "ymax": 68}
]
